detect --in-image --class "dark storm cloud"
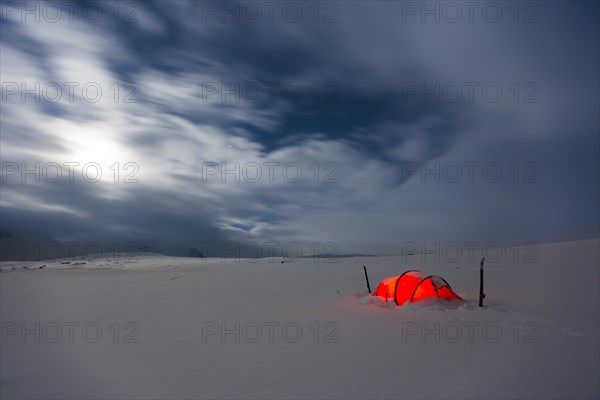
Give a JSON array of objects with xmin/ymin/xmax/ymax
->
[
  {"xmin": 108, "ymin": 1, "xmax": 470, "ymax": 154},
  {"xmin": 0, "ymin": 178, "xmax": 227, "ymax": 248},
  {"xmin": 1, "ymin": 0, "xmax": 598, "ymax": 255}
]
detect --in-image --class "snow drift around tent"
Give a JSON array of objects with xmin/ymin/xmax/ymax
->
[{"xmin": 372, "ymin": 270, "xmax": 463, "ymax": 305}]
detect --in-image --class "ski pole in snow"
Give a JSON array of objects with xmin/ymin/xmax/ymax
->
[
  {"xmin": 363, "ymin": 265, "xmax": 371, "ymax": 294},
  {"xmin": 479, "ymin": 257, "xmax": 486, "ymax": 307}
]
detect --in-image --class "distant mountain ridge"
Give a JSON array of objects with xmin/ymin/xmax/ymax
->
[
  {"xmin": 0, "ymin": 230, "xmax": 377, "ymax": 261},
  {"xmin": 0, "ymin": 230, "xmax": 204, "ymax": 261}
]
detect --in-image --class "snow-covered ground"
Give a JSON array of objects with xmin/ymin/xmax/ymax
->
[{"xmin": 1, "ymin": 239, "xmax": 598, "ymax": 399}]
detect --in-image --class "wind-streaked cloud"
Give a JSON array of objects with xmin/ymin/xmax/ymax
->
[{"xmin": 1, "ymin": 1, "xmax": 598, "ymax": 256}]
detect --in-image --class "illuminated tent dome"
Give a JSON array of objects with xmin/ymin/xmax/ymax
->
[{"xmin": 372, "ymin": 270, "xmax": 463, "ymax": 305}]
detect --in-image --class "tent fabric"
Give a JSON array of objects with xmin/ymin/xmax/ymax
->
[
  {"xmin": 394, "ymin": 270, "xmax": 424, "ymax": 305},
  {"xmin": 371, "ymin": 270, "xmax": 463, "ymax": 305},
  {"xmin": 371, "ymin": 275, "xmax": 401, "ymax": 302}
]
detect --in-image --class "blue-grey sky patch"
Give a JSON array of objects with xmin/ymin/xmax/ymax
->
[{"xmin": 1, "ymin": 1, "xmax": 598, "ymax": 257}]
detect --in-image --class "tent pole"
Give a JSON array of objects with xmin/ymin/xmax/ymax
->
[
  {"xmin": 479, "ymin": 257, "xmax": 486, "ymax": 307},
  {"xmin": 363, "ymin": 265, "xmax": 371, "ymax": 294}
]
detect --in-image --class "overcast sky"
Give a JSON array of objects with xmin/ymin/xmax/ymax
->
[{"xmin": 1, "ymin": 1, "xmax": 598, "ymax": 256}]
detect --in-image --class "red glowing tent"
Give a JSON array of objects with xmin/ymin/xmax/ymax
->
[{"xmin": 372, "ymin": 270, "xmax": 463, "ymax": 305}]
